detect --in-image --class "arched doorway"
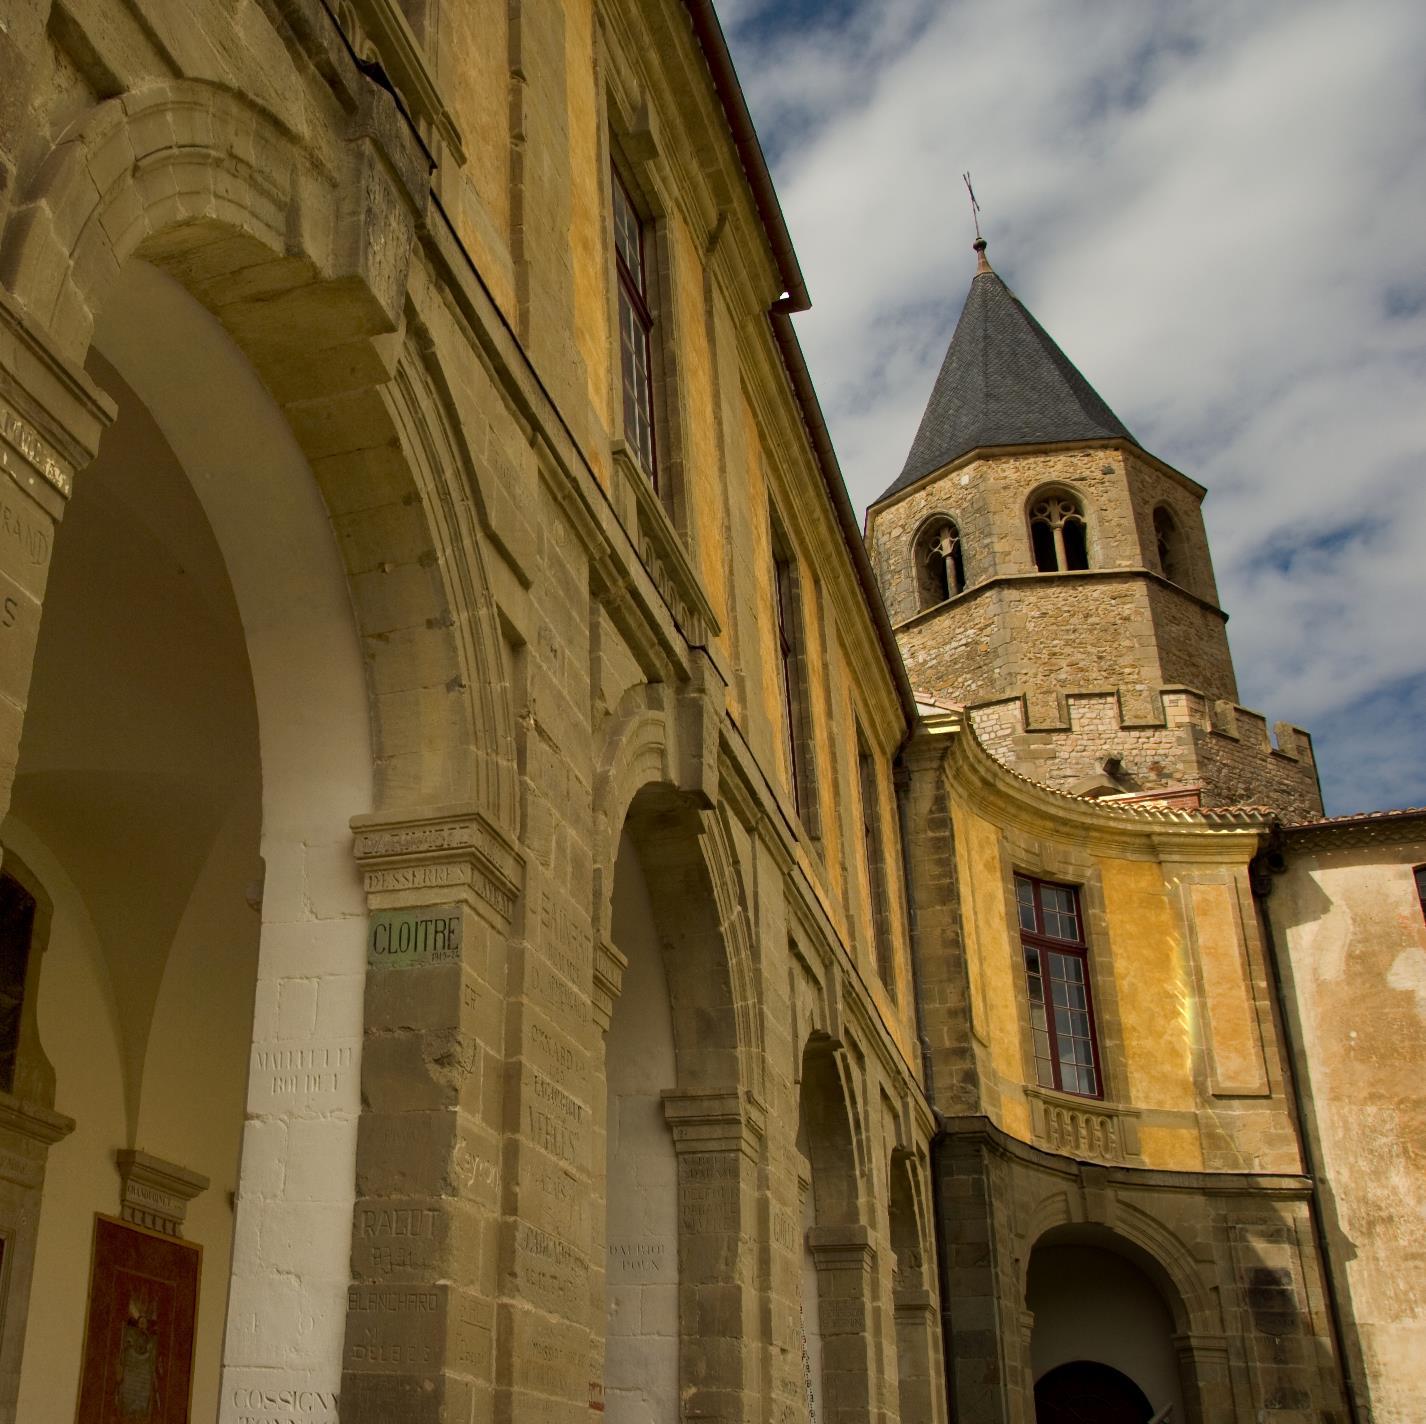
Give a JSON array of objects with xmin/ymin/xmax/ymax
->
[
  {"xmin": 1034, "ymin": 1360, "xmax": 1153, "ymax": 1423},
  {"xmin": 1027, "ymin": 1231, "xmax": 1185, "ymax": 1423}
]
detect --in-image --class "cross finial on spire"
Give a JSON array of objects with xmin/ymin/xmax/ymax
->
[{"xmin": 962, "ymin": 171, "xmax": 992, "ymax": 273}]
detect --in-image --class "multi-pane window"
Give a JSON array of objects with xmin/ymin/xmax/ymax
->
[
  {"xmin": 771, "ymin": 511, "xmax": 818, "ymax": 834},
  {"xmin": 857, "ymin": 730, "xmax": 894, "ymax": 987},
  {"xmin": 1016, "ymin": 875, "xmax": 1102, "ymax": 1097},
  {"xmin": 612, "ymin": 166, "xmax": 657, "ymax": 482}
]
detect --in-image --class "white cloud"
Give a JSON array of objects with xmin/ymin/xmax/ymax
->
[{"xmin": 719, "ymin": 0, "xmax": 1426, "ymax": 813}]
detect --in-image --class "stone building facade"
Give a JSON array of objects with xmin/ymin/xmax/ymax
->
[
  {"xmin": 0, "ymin": 3, "xmax": 943, "ymax": 1423},
  {"xmin": 870, "ymin": 243, "xmax": 1395, "ymax": 1422}
]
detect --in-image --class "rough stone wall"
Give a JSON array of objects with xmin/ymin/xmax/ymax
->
[{"xmin": 969, "ymin": 689, "xmax": 1323, "ymax": 819}]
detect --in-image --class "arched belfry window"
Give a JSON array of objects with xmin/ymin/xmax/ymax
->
[
  {"xmin": 915, "ymin": 518, "xmax": 966, "ymax": 607},
  {"xmin": 1029, "ymin": 491, "xmax": 1089, "ymax": 572},
  {"xmin": 1153, "ymin": 505, "xmax": 1185, "ymax": 586}
]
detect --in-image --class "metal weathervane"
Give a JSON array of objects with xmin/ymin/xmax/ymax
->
[{"xmin": 962, "ymin": 171, "xmax": 982, "ymax": 241}]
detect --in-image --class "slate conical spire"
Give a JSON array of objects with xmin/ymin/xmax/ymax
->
[{"xmin": 876, "ymin": 237, "xmax": 1136, "ymax": 504}]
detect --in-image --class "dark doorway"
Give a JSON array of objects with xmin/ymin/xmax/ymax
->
[{"xmin": 1035, "ymin": 1360, "xmax": 1153, "ymax": 1423}]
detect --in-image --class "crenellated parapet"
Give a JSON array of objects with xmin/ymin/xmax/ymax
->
[{"xmin": 967, "ymin": 683, "xmax": 1322, "ymax": 821}]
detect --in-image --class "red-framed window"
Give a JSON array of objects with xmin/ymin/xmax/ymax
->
[
  {"xmin": 1016, "ymin": 875, "xmax": 1102, "ymax": 1098},
  {"xmin": 1415, "ymin": 864, "xmax": 1426, "ymax": 923},
  {"xmin": 611, "ymin": 166, "xmax": 657, "ymax": 484}
]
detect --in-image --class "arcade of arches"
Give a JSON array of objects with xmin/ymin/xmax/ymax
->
[{"xmin": 0, "ymin": 3, "xmax": 1397, "ymax": 1423}]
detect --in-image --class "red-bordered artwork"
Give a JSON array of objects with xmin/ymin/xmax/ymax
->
[{"xmin": 75, "ymin": 1215, "xmax": 201, "ymax": 1424}]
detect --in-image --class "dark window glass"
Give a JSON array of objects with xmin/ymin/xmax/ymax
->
[
  {"xmin": 1062, "ymin": 518, "xmax": 1089, "ymax": 570},
  {"xmin": 612, "ymin": 167, "xmax": 656, "ymax": 483},
  {"xmin": 771, "ymin": 512, "xmax": 818, "ymax": 835},
  {"xmin": 1415, "ymin": 865, "xmax": 1426, "ymax": 922},
  {"xmin": 857, "ymin": 731, "xmax": 894, "ymax": 987},
  {"xmin": 1015, "ymin": 874, "xmax": 1102, "ymax": 1098},
  {"xmin": 0, "ymin": 874, "xmax": 36, "ymax": 1095},
  {"xmin": 1031, "ymin": 518, "xmax": 1058, "ymax": 573}
]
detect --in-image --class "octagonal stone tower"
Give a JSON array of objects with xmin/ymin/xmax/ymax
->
[{"xmin": 866, "ymin": 239, "xmax": 1323, "ymax": 819}]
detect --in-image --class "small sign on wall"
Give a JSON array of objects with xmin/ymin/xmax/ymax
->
[
  {"xmin": 75, "ymin": 1215, "xmax": 201, "ymax": 1424},
  {"xmin": 367, "ymin": 905, "xmax": 463, "ymax": 970}
]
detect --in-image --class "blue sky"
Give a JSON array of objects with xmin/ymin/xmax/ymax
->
[{"xmin": 715, "ymin": 0, "xmax": 1426, "ymax": 816}]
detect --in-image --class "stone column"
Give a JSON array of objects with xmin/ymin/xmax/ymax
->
[
  {"xmin": 807, "ymin": 1223, "xmax": 880, "ymax": 1424},
  {"xmin": 340, "ymin": 805, "xmax": 523, "ymax": 1423},
  {"xmin": 1174, "ymin": 1331, "xmax": 1234, "ymax": 1424},
  {"xmin": 0, "ymin": 290, "xmax": 109, "ymax": 1424},
  {"xmin": 663, "ymin": 1088, "xmax": 766, "ymax": 1424},
  {"xmin": 893, "ymin": 1282, "xmax": 944, "ymax": 1424}
]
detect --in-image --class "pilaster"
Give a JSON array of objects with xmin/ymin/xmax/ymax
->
[{"xmin": 340, "ymin": 803, "xmax": 523, "ymax": 1423}]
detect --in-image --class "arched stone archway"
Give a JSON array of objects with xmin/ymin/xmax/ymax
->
[
  {"xmin": 1025, "ymin": 1224, "xmax": 1198, "ymax": 1424},
  {"xmin": 889, "ymin": 1151, "xmax": 942, "ymax": 1424},
  {"xmin": 598, "ymin": 780, "xmax": 762, "ymax": 1424},
  {"xmin": 797, "ymin": 1037, "xmax": 879, "ymax": 1424},
  {"xmin": 0, "ymin": 79, "xmax": 516, "ymax": 825},
  {"xmin": 0, "ymin": 75, "xmax": 518, "ymax": 1423}
]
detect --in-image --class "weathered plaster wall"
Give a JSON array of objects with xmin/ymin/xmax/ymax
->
[{"xmin": 1271, "ymin": 839, "xmax": 1426, "ymax": 1424}]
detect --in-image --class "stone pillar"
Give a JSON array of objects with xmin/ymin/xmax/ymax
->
[
  {"xmin": 1174, "ymin": 1332, "xmax": 1233, "ymax": 1424},
  {"xmin": 893, "ymin": 1283, "xmax": 944, "ymax": 1424},
  {"xmin": 807, "ymin": 1223, "xmax": 880, "ymax": 1424},
  {"xmin": 0, "ymin": 1097, "xmax": 72, "ymax": 1421},
  {"xmin": 663, "ymin": 1089, "xmax": 766, "ymax": 1424},
  {"xmin": 0, "ymin": 289, "xmax": 109, "ymax": 1424},
  {"xmin": 340, "ymin": 805, "xmax": 523, "ymax": 1422}
]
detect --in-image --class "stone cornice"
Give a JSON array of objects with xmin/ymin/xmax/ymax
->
[
  {"xmin": 351, "ymin": 802, "xmax": 525, "ymax": 926},
  {"xmin": 893, "ymin": 564, "xmax": 1229, "ymax": 636},
  {"xmin": 864, "ymin": 436, "xmax": 1207, "ymax": 525}
]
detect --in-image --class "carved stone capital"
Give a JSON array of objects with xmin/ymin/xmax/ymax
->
[
  {"xmin": 0, "ymin": 289, "xmax": 114, "ymax": 517},
  {"xmin": 116, "ymin": 1150, "xmax": 210, "ymax": 1237},
  {"xmin": 592, "ymin": 938, "xmax": 628, "ymax": 1033},
  {"xmin": 662, "ymin": 1089, "xmax": 765, "ymax": 1160},
  {"xmin": 806, "ymin": 1222, "xmax": 875, "ymax": 1271},
  {"xmin": 352, "ymin": 802, "xmax": 524, "ymax": 928}
]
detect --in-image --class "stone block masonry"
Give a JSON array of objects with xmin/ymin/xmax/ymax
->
[{"xmin": 969, "ymin": 685, "xmax": 1323, "ymax": 821}]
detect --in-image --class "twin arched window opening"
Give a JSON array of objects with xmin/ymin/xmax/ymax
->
[
  {"xmin": 1029, "ymin": 491, "xmax": 1089, "ymax": 573},
  {"xmin": 917, "ymin": 519, "xmax": 966, "ymax": 609}
]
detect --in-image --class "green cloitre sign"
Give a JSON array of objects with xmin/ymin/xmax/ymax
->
[{"xmin": 367, "ymin": 905, "xmax": 462, "ymax": 969}]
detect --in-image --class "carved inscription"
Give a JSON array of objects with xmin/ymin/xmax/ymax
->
[
  {"xmin": 0, "ymin": 399, "xmax": 70, "ymax": 497},
  {"xmin": 364, "ymin": 863, "xmax": 463, "ymax": 892},
  {"xmin": 679, "ymin": 1154, "xmax": 739, "ymax": 1235},
  {"xmin": 230, "ymin": 1386, "xmax": 339, "ymax": 1424},
  {"xmin": 607, "ymin": 1239, "xmax": 672, "ymax": 1278},
  {"xmin": 253, "ymin": 1044, "xmax": 353, "ymax": 1099},
  {"xmin": 357, "ymin": 1206, "xmax": 440, "ymax": 1275},
  {"xmin": 346, "ymin": 1286, "xmax": 441, "ymax": 1369},
  {"xmin": 367, "ymin": 906, "xmax": 462, "ymax": 970},
  {"xmin": 514, "ymin": 1221, "xmax": 589, "ymax": 1315},
  {"xmin": 819, "ymin": 1297, "xmax": 866, "ymax": 1335},
  {"xmin": 537, "ymin": 890, "xmax": 592, "ymax": 986}
]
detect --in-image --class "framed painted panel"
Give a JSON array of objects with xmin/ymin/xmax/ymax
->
[{"xmin": 74, "ymin": 1215, "xmax": 201, "ymax": 1424}]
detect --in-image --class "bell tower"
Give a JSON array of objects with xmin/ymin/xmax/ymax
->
[{"xmin": 867, "ymin": 238, "xmax": 1322, "ymax": 819}]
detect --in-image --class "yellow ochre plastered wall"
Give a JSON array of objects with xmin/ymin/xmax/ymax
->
[{"xmin": 948, "ymin": 769, "xmax": 1298, "ymax": 1176}]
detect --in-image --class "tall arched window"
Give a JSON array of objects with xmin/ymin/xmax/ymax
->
[
  {"xmin": 1029, "ymin": 491, "xmax": 1089, "ymax": 572},
  {"xmin": 1154, "ymin": 505, "xmax": 1187, "ymax": 586},
  {"xmin": 915, "ymin": 518, "xmax": 965, "ymax": 607}
]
